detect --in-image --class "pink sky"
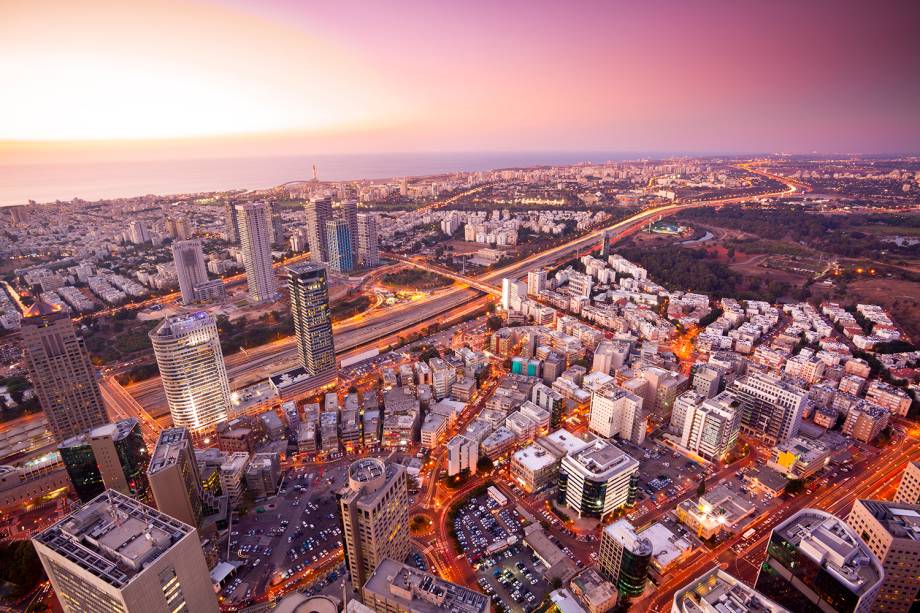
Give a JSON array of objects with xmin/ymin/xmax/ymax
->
[{"xmin": 2, "ymin": 0, "xmax": 918, "ymax": 163}]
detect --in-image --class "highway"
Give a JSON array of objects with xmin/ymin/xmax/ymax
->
[{"xmin": 124, "ymin": 161, "xmax": 800, "ymax": 421}]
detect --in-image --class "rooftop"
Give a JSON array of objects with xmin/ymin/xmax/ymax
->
[
  {"xmin": 773, "ymin": 509, "xmax": 882, "ymax": 596},
  {"xmin": 604, "ymin": 519, "xmax": 653, "ymax": 556},
  {"xmin": 147, "ymin": 428, "xmax": 191, "ymax": 474},
  {"xmin": 513, "ymin": 443, "xmax": 558, "ymax": 472},
  {"xmin": 362, "ymin": 558, "xmax": 488, "ymax": 613},
  {"xmin": 150, "ymin": 311, "xmax": 212, "ymax": 338},
  {"xmin": 566, "ymin": 439, "xmax": 639, "ymax": 479},
  {"xmin": 33, "ymin": 490, "xmax": 191, "ymax": 588},
  {"xmin": 673, "ymin": 567, "xmax": 787, "ymax": 613},
  {"xmin": 855, "ymin": 499, "xmax": 920, "ymax": 541}
]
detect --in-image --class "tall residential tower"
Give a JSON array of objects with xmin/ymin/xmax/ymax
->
[
  {"xmin": 288, "ymin": 263, "xmax": 337, "ymax": 386},
  {"xmin": 236, "ymin": 202, "xmax": 277, "ymax": 303}
]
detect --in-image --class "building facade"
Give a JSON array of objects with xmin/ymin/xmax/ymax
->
[{"xmin": 236, "ymin": 202, "xmax": 277, "ymax": 303}]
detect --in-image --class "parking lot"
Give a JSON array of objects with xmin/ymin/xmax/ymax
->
[
  {"xmin": 452, "ymin": 491, "xmax": 551, "ymax": 613},
  {"xmin": 220, "ymin": 462, "xmax": 352, "ymax": 607}
]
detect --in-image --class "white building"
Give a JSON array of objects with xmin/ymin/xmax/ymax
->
[
  {"xmin": 588, "ymin": 384, "xmax": 646, "ymax": 444},
  {"xmin": 561, "ymin": 438, "xmax": 639, "ymax": 519},
  {"xmin": 149, "ymin": 312, "xmax": 231, "ymax": 433},
  {"xmin": 171, "ymin": 239, "xmax": 209, "ymax": 305},
  {"xmin": 236, "ymin": 202, "xmax": 277, "ymax": 303},
  {"xmin": 679, "ymin": 391, "xmax": 740, "ymax": 462}
]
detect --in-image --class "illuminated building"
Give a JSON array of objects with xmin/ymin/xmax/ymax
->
[
  {"xmin": 357, "ymin": 212, "xmax": 379, "ymax": 267},
  {"xmin": 558, "ymin": 438, "xmax": 639, "ymax": 519},
  {"xmin": 147, "ymin": 428, "xmax": 205, "ymax": 527},
  {"xmin": 325, "ymin": 218, "xmax": 354, "ymax": 273},
  {"xmin": 598, "ymin": 519, "xmax": 652, "ymax": 598},
  {"xmin": 305, "ymin": 196, "xmax": 333, "ymax": 263},
  {"xmin": 288, "ymin": 262, "xmax": 338, "ymax": 387},
  {"xmin": 149, "ymin": 312, "xmax": 230, "ymax": 433},
  {"xmin": 337, "ymin": 459, "xmax": 410, "ymax": 590},
  {"xmin": 895, "ymin": 462, "xmax": 920, "ymax": 505},
  {"xmin": 672, "ymin": 567, "xmax": 787, "ymax": 613}
]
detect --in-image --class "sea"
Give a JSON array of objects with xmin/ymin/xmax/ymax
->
[{"xmin": 0, "ymin": 151, "xmax": 665, "ymax": 206}]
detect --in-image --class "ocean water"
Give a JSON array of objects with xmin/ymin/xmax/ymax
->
[{"xmin": 0, "ymin": 151, "xmax": 658, "ymax": 206}]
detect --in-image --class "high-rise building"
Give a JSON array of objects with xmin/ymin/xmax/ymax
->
[
  {"xmin": 149, "ymin": 312, "xmax": 230, "ymax": 433},
  {"xmin": 847, "ymin": 499, "xmax": 920, "ymax": 612},
  {"xmin": 755, "ymin": 508, "xmax": 883, "ymax": 613},
  {"xmin": 672, "ymin": 567, "xmax": 787, "ymax": 613},
  {"xmin": 691, "ymin": 364, "xmax": 724, "ymax": 399},
  {"xmin": 679, "ymin": 391, "xmax": 741, "ymax": 462},
  {"xmin": 127, "ymin": 221, "xmax": 150, "ymax": 245},
  {"xmin": 357, "ymin": 212, "xmax": 379, "ymax": 267},
  {"xmin": 527, "ymin": 269, "xmax": 547, "ymax": 296},
  {"xmin": 325, "ymin": 218, "xmax": 354, "ymax": 273},
  {"xmin": 338, "ymin": 458, "xmax": 410, "ymax": 590},
  {"xmin": 588, "ymin": 384, "xmax": 646, "ymax": 444},
  {"xmin": 340, "ymin": 199, "xmax": 360, "ymax": 267},
  {"xmin": 559, "ymin": 438, "xmax": 639, "ymax": 519},
  {"xmin": 305, "ymin": 196, "xmax": 333, "ymax": 263},
  {"xmin": 147, "ymin": 428, "xmax": 205, "ymax": 527},
  {"xmin": 171, "ymin": 239, "xmax": 208, "ymax": 305},
  {"xmin": 288, "ymin": 263, "xmax": 337, "ymax": 385},
  {"xmin": 20, "ymin": 300, "xmax": 107, "ymax": 443},
  {"xmin": 59, "ymin": 418, "xmax": 150, "ymax": 503},
  {"xmin": 894, "ymin": 461, "xmax": 920, "ymax": 504},
  {"xmin": 224, "ymin": 201, "xmax": 240, "ymax": 243},
  {"xmin": 598, "ymin": 519, "xmax": 652, "ymax": 599},
  {"xmin": 501, "ymin": 278, "xmax": 527, "ymax": 311},
  {"xmin": 729, "ymin": 372, "xmax": 807, "ymax": 446},
  {"xmin": 32, "ymin": 490, "xmax": 219, "ymax": 613},
  {"xmin": 236, "ymin": 202, "xmax": 277, "ymax": 303}
]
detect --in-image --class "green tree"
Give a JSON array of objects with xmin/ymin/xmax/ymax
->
[{"xmin": 697, "ymin": 478, "xmax": 706, "ymax": 497}]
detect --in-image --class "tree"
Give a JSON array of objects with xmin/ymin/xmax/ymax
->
[
  {"xmin": 486, "ymin": 315, "xmax": 503, "ymax": 331},
  {"xmin": 696, "ymin": 478, "xmax": 706, "ymax": 497},
  {"xmin": 785, "ymin": 479, "xmax": 805, "ymax": 496}
]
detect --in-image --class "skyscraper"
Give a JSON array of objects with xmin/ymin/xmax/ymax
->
[
  {"xmin": 171, "ymin": 239, "xmax": 208, "ymax": 305},
  {"xmin": 894, "ymin": 461, "xmax": 920, "ymax": 504},
  {"xmin": 149, "ymin": 312, "xmax": 230, "ymax": 433},
  {"xmin": 847, "ymin": 499, "xmax": 920, "ymax": 612},
  {"xmin": 338, "ymin": 458, "xmax": 410, "ymax": 590},
  {"xmin": 59, "ymin": 418, "xmax": 150, "ymax": 503},
  {"xmin": 755, "ymin": 508, "xmax": 883, "ymax": 613},
  {"xmin": 20, "ymin": 300, "xmax": 107, "ymax": 443},
  {"xmin": 224, "ymin": 200, "xmax": 240, "ymax": 243},
  {"xmin": 305, "ymin": 195, "xmax": 333, "ymax": 263},
  {"xmin": 236, "ymin": 202, "xmax": 277, "ymax": 303},
  {"xmin": 147, "ymin": 428, "xmax": 205, "ymax": 527},
  {"xmin": 325, "ymin": 218, "xmax": 354, "ymax": 273},
  {"xmin": 357, "ymin": 212, "xmax": 379, "ymax": 267},
  {"xmin": 32, "ymin": 489, "xmax": 219, "ymax": 613},
  {"xmin": 340, "ymin": 199, "xmax": 360, "ymax": 266},
  {"xmin": 288, "ymin": 263, "xmax": 337, "ymax": 386}
]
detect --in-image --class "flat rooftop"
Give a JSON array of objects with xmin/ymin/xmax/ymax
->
[
  {"xmin": 856, "ymin": 499, "xmax": 920, "ymax": 541},
  {"xmin": 673, "ymin": 567, "xmax": 786, "ymax": 613},
  {"xmin": 363, "ymin": 558, "xmax": 488, "ymax": 613},
  {"xmin": 774, "ymin": 509, "xmax": 882, "ymax": 596},
  {"xmin": 567, "ymin": 439, "xmax": 639, "ymax": 479},
  {"xmin": 147, "ymin": 428, "xmax": 191, "ymax": 474},
  {"xmin": 33, "ymin": 490, "xmax": 190, "ymax": 588},
  {"xmin": 513, "ymin": 443, "xmax": 558, "ymax": 472}
]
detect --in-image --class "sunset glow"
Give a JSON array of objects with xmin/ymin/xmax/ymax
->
[{"xmin": 2, "ymin": 0, "xmax": 919, "ymax": 162}]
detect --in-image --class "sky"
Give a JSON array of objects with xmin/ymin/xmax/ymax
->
[{"xmin": 1, "ymin": 0, "xmax": 919, "ymax": 163}]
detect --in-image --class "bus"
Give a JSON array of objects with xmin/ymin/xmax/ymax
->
[{"xmin": 742, "ymin": 528, "xmax": 756, "ymax": 540}]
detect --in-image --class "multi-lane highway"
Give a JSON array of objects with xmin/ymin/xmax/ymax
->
[{"xmin": 125, "ymin": 162, "xmax": 800, "ymax": 421}]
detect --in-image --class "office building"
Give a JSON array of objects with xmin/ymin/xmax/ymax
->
[
  {"xmin": 325, "ymin": 218, "xmax": 355, "ymax": 273},
  {"xmin": 847, "ymin": 499, "xmax": 920, "ymax": 612},
  {"xmin": 236, "ymin": 202, "xmax": 277, "ymax": 303},
  {"xmin": 338, "ymin": 459, "xmax": 411, "ymax": 590},
  {"xmin": 559, "ymin": 438, "xmax": 639, "ymax": 519},
  {"xmin": 305, "ymin": 196, "xmax": 333, "ymax": 263},
  {"xmin": 59, "ymin": 419, "xmax": 149, "ymax": 503},
  {"xmin": 755, "ymin": 508, "xmax": 883, "ymax": 613},
  {"xmin": 20, "ymin": 299, "xmax": 107, "ymax": 443},
  {"xmin": 32, "ymin": 490, "xmax": 218, "ymax": 613},
  {"xmin": 588, "ymin": 384, "xmax": 646, "ymax": 444},
  {"xmin": 895, "ymin": 462, "xmax": 920, "ymax": 504},
  {"xmin": 340, "ymin": 199, "xmax": 361, "ymax": 267},
  {"xmin": 357, "ymin": 212, "xmax": 379, "ymax": 267},
  {"xmin": 245, "ymin": 452, "xmax": 281, "ymax": 499},
  {"xmin": 150, "ymin": 312, "xmax": 231, "ymax": 433},
  {"xmin": 288, "ymin": 263, "xmax": 337, "ymax": 386},
  {"xmin": 447, "ymin": 435, "xmax": 478, "ymax": 477},
  {"xmin": 127, "ymin": 220, "xmax": 150, "ymax": 245},
  {"xmin": 598, "ymin": 519, "xmax": 652, "ymax": 598},
  {"xmin": 592, "ymin": 340, "xmax": 627, "ymax": 376},
  {"xmin": 679, "ymin": 391, "xmax": 741, "ymax": 462},
  {"xmin": 147, "ymin": 428, "xmax": 205, "ymax": 527},
  {"xmin": 361, "ymin": 558, "xmax": 489, "ymax": 613},
  {"xmin": 171, "ymin": 239, "xmax": 208, "ymax": 305},
  {"xmin": 672, "ymin": 567, "xmax": 787, "ymax": 613},
  {"xmin": 219, "ymin": 452, "xmax": 249, "ymax": 506},
  {"xmin": 730, "ymin": 373, "xmax": 807, "ymax": 446}
]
